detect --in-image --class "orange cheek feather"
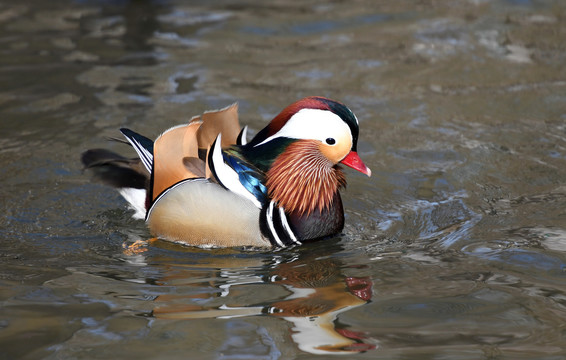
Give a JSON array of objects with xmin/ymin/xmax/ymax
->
[{"xmin": 318, "ymin": 135, "xmax": 352, "ymax": 164}]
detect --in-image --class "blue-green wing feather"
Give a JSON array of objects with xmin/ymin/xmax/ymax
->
[{"xmin": 223, "ymin": 151, "xmax": 268, "ymax": 205}]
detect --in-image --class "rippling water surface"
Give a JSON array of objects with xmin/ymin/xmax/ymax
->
[{"xmin": 1, "ymin": 0, "xmax": 566, "ymax": 359}]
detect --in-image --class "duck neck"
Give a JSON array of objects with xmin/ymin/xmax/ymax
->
[{"xmin": 266, "ymin": 140, "xmax": 346, "ymax": 216}]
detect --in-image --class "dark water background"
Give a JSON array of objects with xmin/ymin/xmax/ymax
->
[{"xmin": 1, "ymin": 0, "xmax": 566, "ymax": 359}]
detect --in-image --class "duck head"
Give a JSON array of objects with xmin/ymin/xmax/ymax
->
[
  {"xmin": 242, "ymin": 97, "xmax": 371, "ymax": 216},
  {"xmin": 246, "ymin": 96, "xmax": 371, "ymax": 175}
]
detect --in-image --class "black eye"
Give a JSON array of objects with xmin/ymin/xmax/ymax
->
[{"xmin": 325, "ymin": 138, "xmax": 336, "ymax": 145}]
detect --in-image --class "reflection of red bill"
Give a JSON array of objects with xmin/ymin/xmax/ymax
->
[
  {"xmin": 345, "ymin": 276, "xmax": 373, "ymax": 301},
  {"xmin": 344, "ymin": 343, "xmax": 378, "ymax": 352},
  {"xmin": 336, "ymin": 328, "xmax": 377, "ymax": 351},
  {"xmin": 336, "ymin": 328, "xmax": 369, "ymax": 341}
]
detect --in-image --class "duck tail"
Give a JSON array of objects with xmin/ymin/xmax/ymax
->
[{"xmin": 81, "ymin": 147, "xmax": 149, "ymax": 220}]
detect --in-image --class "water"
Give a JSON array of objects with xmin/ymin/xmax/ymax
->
[{"xmin": 1, "ymin": 0, "xmax": 566, "ymax": 358}]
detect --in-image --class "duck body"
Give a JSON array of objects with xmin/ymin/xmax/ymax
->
[{"xmin": 82, "ymin": 97, "xmax": 371, "ymax": 249}]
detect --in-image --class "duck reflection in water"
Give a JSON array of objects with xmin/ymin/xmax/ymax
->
[{"xmin": 148, "ymin": 245, "xmax": 377, "ymax": 354}]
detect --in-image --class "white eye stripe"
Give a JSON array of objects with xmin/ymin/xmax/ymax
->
[{"xmin": 255, "ymin": 108, "xmax": 351, "ymax": 147}]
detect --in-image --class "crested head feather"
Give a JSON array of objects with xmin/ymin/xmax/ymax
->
[
  {"xmin": 248, "ymin": 97, "xmax": 360, "ymax": 150},
  {"xmin": 266, "ymin": 140, "xmax": 346, "ymax": 216}
]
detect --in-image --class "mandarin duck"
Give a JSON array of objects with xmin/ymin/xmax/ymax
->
[{"xmin": 82, "ymin": 97, "xmax": 371, "ymax": 248}]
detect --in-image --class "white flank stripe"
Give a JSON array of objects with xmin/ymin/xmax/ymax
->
[
  {"xmin": 279, "ymin": 206, "xmax": 301, "ymax": 245},
  {"xmin": 267, "ymin": 201, "xmax": 284, "ymax": 247}
]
